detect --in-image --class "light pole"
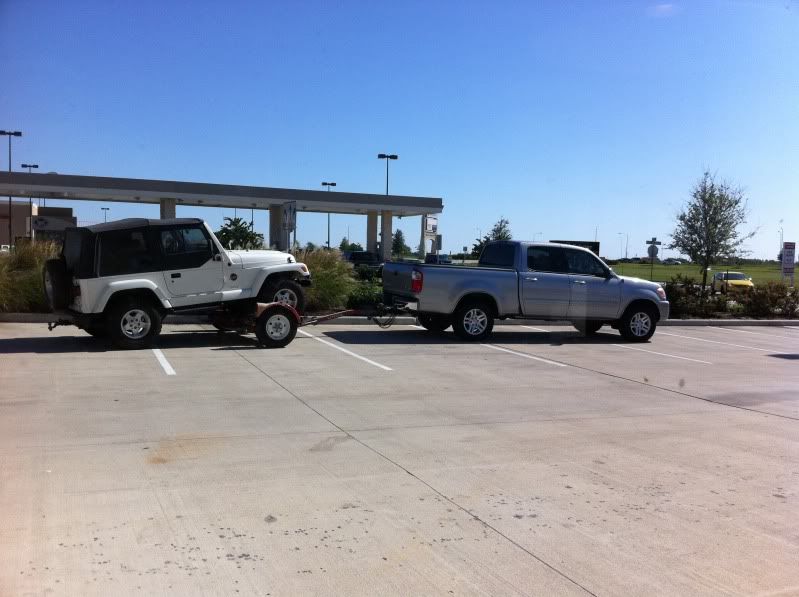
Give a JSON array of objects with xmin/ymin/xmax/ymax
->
[
  {"xmin": 322, "ymin": 181, "xmax": 336, "ymax": 248},
  {"xmin": 101, "ymin": 207, "xmax": 110, "ymax": 223},
  {"xmin": 617, "ymin": 232, "xmax": 624, "ymax": 260},
  {"xmin": 1, "ymin": 130, "xmax": 22, "ymax": 247},
  {"xmin": 377, "ymin": 154, "xmax": 398, "ymax": 195},
  {"xmin": 21, "ymin": 163, "xmax": 38, "ymax": 238}
]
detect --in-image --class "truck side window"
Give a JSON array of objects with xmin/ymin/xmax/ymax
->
[
  {"xmin": 527, "ymin": 247, "xmax": 568, "ymax": 273},
  {"xmin": 564, "ymin": 248, "xmax": 607, "ymax": 277},
  {"xmin": 479, "ymin": 243, "xmax": 516, "ymax": 268},
  {"xmin": 97, "ymin": 229, "xmax": 156, "ymax": 276},
  {"xmin": 161, "ymin": 226, "xmax": 213, "ymax": 269}
]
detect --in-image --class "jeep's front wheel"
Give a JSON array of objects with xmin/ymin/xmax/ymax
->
[
  {"xmin": 260, "ymin": 279, "xmax": 306, "ymax": 314},
  {"xmin": 106, "ymin": 298, "xmax": 162, "ymax": 349}
]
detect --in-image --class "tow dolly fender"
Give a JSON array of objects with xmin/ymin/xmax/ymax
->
[{"xmin": 255, "ymin": 301, "xmax": 300, "ymax": 323}]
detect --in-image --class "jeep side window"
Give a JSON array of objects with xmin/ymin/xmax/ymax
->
[
  {"xmin": 563, "ymin": 248, "xmax": 608, "ymax": 277},
  {"xmin": 161, "ymin": 226, "xmax": 213, "ymax": 269},
  {"xmin": 97, "ymin": 229, "xmax": 156, "ymax": 276}
]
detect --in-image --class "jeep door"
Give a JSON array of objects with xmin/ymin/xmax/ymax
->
[{"xmin": 159, "ymin": 225, "xmax": 224, "ymax": 304}]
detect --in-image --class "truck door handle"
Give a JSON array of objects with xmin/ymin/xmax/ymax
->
[
  {"xmin": 573, "ymin": 280, "xmax": 586, "ymax": 284},
  {"xmin": 524, "ymin": 277, "xmax": 538, "ymax": 282},
  {"xmin": 170, "ymin": 273, "xmax": 181, "ymax": 279}
]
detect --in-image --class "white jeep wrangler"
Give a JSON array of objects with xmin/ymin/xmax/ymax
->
[{"xmin": 44, "ymin": 218, "xmax": 311, "ymax": 349}]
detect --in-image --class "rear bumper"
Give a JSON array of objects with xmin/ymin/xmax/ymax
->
[{"xmin": 49, "ymin": 309, "xmax": 96, "ymax": 329}]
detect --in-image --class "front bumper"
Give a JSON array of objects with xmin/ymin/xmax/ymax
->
[{"xmin": 657, "ymin": 300, "xmax": 670, "ymax": 321}]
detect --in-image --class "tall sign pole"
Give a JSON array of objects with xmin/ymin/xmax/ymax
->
[{"xmin": 646, "ymin": 237, "xmax": 662, "ymax": 281}]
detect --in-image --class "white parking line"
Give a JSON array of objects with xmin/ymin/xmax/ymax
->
[
  {"xmin": 658, "ymin": 331, "xmax": 784, "ymax": 354},
  {"xmin": 612, "ymin": 343, "xmax": 713, "ymax": 364},
  {"xmin": 521, "ymin": 325, "xmax": 549, "ymax": 332},
  {"xmin": 712, "ymin": 326, "xmax": 798, "ymax": 340},
  {"xmin": 152, "ymin": 348, "xmax": 176, "ymax": 375},
  {"xmin": 298, "ymin": 330, "xmax": 393, "ymax": 371},
  {"xmin": 482, "ymin": 343, "xmax": 567, "ymax": 367}
]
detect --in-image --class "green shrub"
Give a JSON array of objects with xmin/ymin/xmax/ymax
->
[
  {"xmin": 346, "ymin": 281, "xmax": 383, "ymax": 309},
  {"xmin": 293, "ymin": 248, "xmax": 355, "ymax": 312},
  {"xmin": 741, "ymin": 282, "xmax": 798, "ymax": 318},
  {"xmin": 354, "ymin": 264, "xmax": 378, "ymax": 281},
  {"xmin": 662, "ymin": 274, "xmax": 728, "ymax": 318},
  {"xmin": 0, "ymin": 241, "xmax": 60, "ymax": 313}
]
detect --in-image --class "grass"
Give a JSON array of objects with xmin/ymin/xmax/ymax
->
[
  {"xmin": 610, "ymin": 262, "xmax": 785, "ymax": 285},
  {"xmin": 0, "ymin": 242, "xmax": 60, "ymax": 313}
]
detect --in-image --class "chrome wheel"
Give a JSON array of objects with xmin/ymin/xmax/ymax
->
[
  {"xmin": 629, "ymin": 312, "xmax": 652, "ymax": 337},
  {"xmin": 120, "ymin": 309, "xmax": 151, "ymax": 339},
  {"xmin": 265, "ymin": 313, "xmax": 291, "ymax": 341},
  {"xmin": 463, "ymin": 308, "xmax": 488, "ymax": 336},
  {"xmin": 274, "ymin": 288, "xmax": 298, "ymax": 308}
]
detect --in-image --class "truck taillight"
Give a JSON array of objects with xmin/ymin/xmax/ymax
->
[
  {"xmin": 410, "ymin": 269, "xmax": 423, "ymax": 293},
  {"xmin": 71, "ymin": 284, "xmax": 81, "ymax": 298}
]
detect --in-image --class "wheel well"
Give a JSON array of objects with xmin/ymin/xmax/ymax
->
[
  {"xmin": 104, "ymin": 289, "xmax": 163, "ymax": 314},
  {"xmin": 622, "ymin": 299, "xmax": 660, "ymax": 322},
  {"xmin": 454, "ymin": 293, "xmax": 498, "ymax": 316}
]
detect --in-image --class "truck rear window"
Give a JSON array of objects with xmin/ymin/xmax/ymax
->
[{"xmin": 479, "ymin": 243, "xmax": 515, "ymax": 268}]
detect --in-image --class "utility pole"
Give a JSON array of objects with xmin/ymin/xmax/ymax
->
[
  {"xmin": 322, "ymin": 182, "xmax": 336, "ymax": 248},
  {"xmin": 1, "ymin": 130, "xmax": 23, "ymax": 247},
  {"xmin": 21, "ymin": 163, "xmax": 38, "ymax": 238}
]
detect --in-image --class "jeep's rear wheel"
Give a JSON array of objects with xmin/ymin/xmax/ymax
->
[
  {"xmin": 43, "ymin": 258, "xmax": 70, "ymax": 311},
  {"xmin": 260, "ymin": 279, "xmax": 306, "ymax": 314},
  {"xmin": 106, "ymin": 298, "xmax": 162, "ymax": 349}
]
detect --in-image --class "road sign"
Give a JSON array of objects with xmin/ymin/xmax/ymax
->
[
  {"xmin": 645, "ymin": 237, "xmax": 662, "ymax": 280},
  {"xmin": 783, "ymin": 241, "xmax": 795, "ymax": 276},
  {"xmin": 424, "ymin": 216, "xmax": 438, "ymax": 233},
  {"xmin": 647, "ymin": 244, "xmax": 659, "ymax": 259},
  {"xmin": 282, "ymin": 202, "xmax": 296, "ymax": 232}
]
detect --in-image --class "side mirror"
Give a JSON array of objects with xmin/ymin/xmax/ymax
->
[{"xmin": 213, "ymin": 254, "xmax": 222, "ymax": 262}]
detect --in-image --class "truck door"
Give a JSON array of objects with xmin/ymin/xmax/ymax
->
[
  {"xmin": 563, "ymin": 248, "xmax": 622, "ymax": 320},
  {"xmin": 521, "ymin": 246, "xmax": 571, "ymax": 318},
  {"xmin": 159, "ymin": 225, "xmax": 224, "ymax": 304}
]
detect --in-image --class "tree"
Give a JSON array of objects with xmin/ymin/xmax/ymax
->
[
  {"xmin": 391, "ymin": 229, "xmax": 411, "ymax": 256},
  {"xmin": 214, "ymin": 217, "xmax": 264, "ymax": 250},
  {"xmin": 669, "ymin": 171, "xmax": 756, "ymax": 294},
  {"xmin": 305, "ymin": 241, "xmax": 317, "ymax": 251},
  {"xmin": 338, "ymin": 237, "xmax": 364, "ymax": 252},
  {"xmin": 471, "ymin": 218, "xmax": 512, "ymax": 257}
]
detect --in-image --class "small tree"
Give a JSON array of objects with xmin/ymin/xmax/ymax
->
[
  {"xmin": 305, "ymin": 241, "xmax": 317, "ymax": 251},
  {"xmin": 214, "ymin": 217, "xmax": 264, "ymax": 250},
  {"xmin": 391, "ymin": 229, "xmax": 411, "ymax": 256},
  {"xmin": 489, "ymin": 218, "xmax": 512, "ymax": 241},
  {"xmin": 669, "ymin": 171, "xmax": 756, "ymax": 294},
  {"xmin": 339, "ymin": 237, "xmax": 350, "ymax": 251},
  {"xmin": 471, "ymin": 234, "xmax": 491, "ymax": 258}
]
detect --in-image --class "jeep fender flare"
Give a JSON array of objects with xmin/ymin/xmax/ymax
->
[
  {"xmin": 92, "ymin": 280, "xmax": 173, "ymax": 314},
  {"xmin": 253, "ymin": 265, "xmax": 307, "ymax": 298}
]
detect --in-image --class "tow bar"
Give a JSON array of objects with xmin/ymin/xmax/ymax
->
[{"xmin": 299, "ymin": 304, "xmax": 410, "ymax": 329}]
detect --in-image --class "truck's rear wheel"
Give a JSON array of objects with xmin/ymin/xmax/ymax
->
[
  {"xmin": 418, "ymin": 314, "xmax": 451, "ymax": 332},
  {"xmin": 260, "ymin": 279, "xmax": 306, "ymax": 314},
  {"xmin": 619, "ymin": 304, "xmax": 657, "ymax": 342},
  {"xmin": 255, "ymin": 305, "xmax": 298, "ymax": 348},
  {"xmin": 106, "ymin": 297, "xmax": 162, "ymax": 349},
  {"xmin": 452, "ymin": 301, "xmax": 494, "ymax": 341}
]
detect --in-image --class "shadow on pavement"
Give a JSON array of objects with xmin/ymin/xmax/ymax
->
[
  {"xmin": 0, "ymin": 330, "xmax": 259, "ymax": 354},
  {"xmin": 321, "ymin": 328, "xmax": 625, "ymax": 346},
  {"xmin": 768, "ymin": 353, "xmax": 799, "ymax": 360}
]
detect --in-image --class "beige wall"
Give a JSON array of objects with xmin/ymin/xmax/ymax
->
[{"xmin": 0, "ymin": 201, "xmax": 38, "ymax": 245}]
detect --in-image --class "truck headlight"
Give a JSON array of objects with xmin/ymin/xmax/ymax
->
[{"xmin": 656, "ymin": 287, "xmax": 667, "ymax": 300}]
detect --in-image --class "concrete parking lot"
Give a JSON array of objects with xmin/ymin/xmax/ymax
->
[{"xmin": 1, "ymin": 321, "xmax": 798, "ymax": 596}]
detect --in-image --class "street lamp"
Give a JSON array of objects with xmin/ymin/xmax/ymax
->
[
  {"xmin": 101, "ymin": 207, "xmax": 110, "ymax": 223},
  {"xmin": 377, "ymin": 153, "xmax": 398, "ymax": 195},
  {"xmin": 617, "ymin": 232, "xmax": 624, "ymax": 260},
  {"xmin": 21, "ymin": 163, "xmax": 38, "ymax": 238},
  {"xmin": 1, "ymin": 130, "xmax": 22, "ymax": 247},
  {"xmin": 322, "ymin": 181, "xmax": 336, "ymax": 248}
]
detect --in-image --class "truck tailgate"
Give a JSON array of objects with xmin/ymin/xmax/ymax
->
[{"xmin": 381, "ymin": 262, "xmax": 416, "ymax": 296}]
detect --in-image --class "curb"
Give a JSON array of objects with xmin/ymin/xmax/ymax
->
[{"xmin": 1, "ymin": 313, "xmax": 796, "ymax": 327}]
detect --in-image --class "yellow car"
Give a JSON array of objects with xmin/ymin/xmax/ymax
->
[{"xmin": 711, "ymin": 271, "xmax": 754, "ymax": 294}]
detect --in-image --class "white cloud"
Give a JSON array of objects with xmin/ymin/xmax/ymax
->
[{"xmin": 647, "ymin": 3, "xmax": 680, "ymax": 17}]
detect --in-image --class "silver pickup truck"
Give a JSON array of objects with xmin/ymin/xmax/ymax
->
[{"xmin": 382, "ymin": 241, "xmax": 669, "ymax": 342}]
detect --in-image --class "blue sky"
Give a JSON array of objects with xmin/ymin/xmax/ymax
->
[{"xmin": 2, "ymin": 0, "xmax": 797, "ymax": 258}]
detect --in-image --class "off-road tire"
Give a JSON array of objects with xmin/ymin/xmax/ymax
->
[
  {"xmin": 418, "ymin": 314, "xmax": 451, "ymax": 333},
  {"xmin": 260, "ymin": 278, "xmax": 306, "ymax": 314},
  {"xmin": 452, "ymin": 301, "xmax": 494, "ymax": 341},
  {"xmin": 255, "ymin": 304, "xmax": 298, "ymax": 348},
  {"xmin": 106, "ymin": 297, "xmax": 162, "ymax": 349},
  {"xmin": 43, "ymin": 258, "xmax": 70, "ymax": 310}
]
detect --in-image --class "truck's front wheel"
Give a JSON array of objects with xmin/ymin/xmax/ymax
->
[
  {"xmin": 106, "ymin": 298, "xmax": 162, "ymax": 349},
  {"xmin": 452, "ymin": 301, "xmax": 494, "ymax": 341}
]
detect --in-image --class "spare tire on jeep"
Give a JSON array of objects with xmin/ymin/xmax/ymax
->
[{"xmin": 43, "ymin": 258, "xmax": 70, "ymax": 311}]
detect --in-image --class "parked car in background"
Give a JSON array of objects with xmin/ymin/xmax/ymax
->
[
  {"xmin": 711, "ymin": 271, "xmax": 754, "ymax": 294},
  {"xmin": 346, "ymin": 250, "xmax": 382, "ymax": 269},
  {"xmin": 663, "ymin": 258, "xmax": 682, "ymax": 265},
  {"xmin": 424, "ymin": 253, "xmax": 453, "ymax": 265}
]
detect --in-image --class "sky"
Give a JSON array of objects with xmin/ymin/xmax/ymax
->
[{"xmin": 2, "ymin": 0, "xmax": 797, "ymax": 259}]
